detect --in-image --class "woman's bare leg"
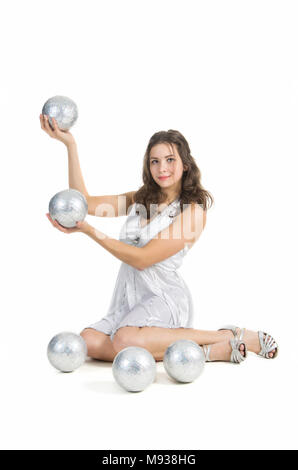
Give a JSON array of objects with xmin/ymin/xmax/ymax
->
[
  {"xmin": 112, "ymin": 326, "xmax": 231, "ymax": 361},
  {"xmin": 80, "ymin": 328, "xmax": 117, "ymax": 362}
]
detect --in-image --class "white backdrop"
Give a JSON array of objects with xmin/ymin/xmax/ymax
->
[{"xmin": 0, "ymin": 0, "xmax": 297, "ymax": 450}]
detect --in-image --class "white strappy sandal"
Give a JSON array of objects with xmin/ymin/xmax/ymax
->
[
  {"xmin": 218, "ymin": 324, "xmax": 278, "ymax": 359},
  {"xmin": 202, "ymin": 331, "xmax": 247, "ymax": 364}
]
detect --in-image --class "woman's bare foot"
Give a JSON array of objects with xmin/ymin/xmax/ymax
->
[
  {"xmin": 205, "ymin": 340, "xmax": 246, "ymax": 362},
  {"xmin": 220, "ymin": 328, "xmax": 277, "ymax": 358}
]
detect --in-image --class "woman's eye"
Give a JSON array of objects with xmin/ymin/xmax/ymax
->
[{"xmin": 151, "ymin": 158, "xmax": 175, "ymax": 164}]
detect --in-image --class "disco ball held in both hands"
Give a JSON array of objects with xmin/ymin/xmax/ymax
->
[
  {"xmin": 47, "ymin": 332, "xmax": 87, "ymax": 373},
  {"xmin": 163, "ymin": 340, "xmax": 205, "ymax": 383},
  {"xmin": 49, "ymin": 188, "xmax": 88, "ymax": 228},
  {"xmin": 112, "ymin": 347, "xmax": 157, "ymax": 392},
  {"xmin": 42, "ymin": 95, "xmax": 78, "ymax": 131}
]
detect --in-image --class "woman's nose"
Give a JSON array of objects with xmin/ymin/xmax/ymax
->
[{"xmin": 159, "ymin": 162, "xmax": 168, "ymax": 171}]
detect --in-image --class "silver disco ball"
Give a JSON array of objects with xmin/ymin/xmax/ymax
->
[
  {"xmin": 112, "ymin": 347, "xmax": 156, "ymax": 392},
  {"xmin": 47, "ymin": 331, "xmax": 87, "ymax": 372},
  {"xmin": 42, "ymin": 95, "xmax": 78, "ymax": 131},
  {"xmin": 163, "ymin": 340, "xmax": 205, "ymax": 383},
  {"xmin": 49, "ymin": 188, "xmax": 88, "ymax": 228}
]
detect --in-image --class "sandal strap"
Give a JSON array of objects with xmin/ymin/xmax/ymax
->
[
  {"xmin": 218, "ymin": 324, "xmax": 238, "ymax": 336},
  {"xmin": 219, "ymin": 326, "xmax": 278, "ymax": 359},
  {"xmin": 258, "ymin": 331, "xmax": 278, "ymax": 358},
  {"xmin": 230, "ymin": 338, "xmax": 247, "ymax": 363},
  {"xmin": 203, "ymin": 344, "xmax": 211, "ymax": 362},
  {"xmin": 218, "ymin": 325, "xmax": 245, "ymax": 341},
  {"xmin": 237, "ymin": 328, "xmax": 245, "ymax": 341},
  {"xmin": 202, "ymin": 341, "xmax": 246, "ymax": 363}
]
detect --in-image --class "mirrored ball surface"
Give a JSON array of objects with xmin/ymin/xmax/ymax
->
[
  {"xmin": 47, "ymin": 331, "xmax": 87, "ymax": 373},
  {"xmin": 42, "ymin": 95, "xmax": 78, "ymax": 131},
  {"xmin": 49, "ymin": 188, "xmax": 88, "ymax": 228},
  {"xmin": 163, "ymin": 339, "xmax": 205, "ymax": 383},
  {"xmin": 112, "ymin": 347, "xmax": 156, "ymax": 392}
]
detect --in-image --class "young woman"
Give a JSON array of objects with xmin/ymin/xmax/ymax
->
[{"xmin": 40, "ymin": 114, "xmax": 278, "ymax": 364}]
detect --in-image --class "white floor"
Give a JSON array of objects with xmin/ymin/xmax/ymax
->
[{"xmin": 1, "ymin": 333, "xmax": 296, "ymax": 450}]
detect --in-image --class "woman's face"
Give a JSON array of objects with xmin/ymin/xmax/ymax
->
[{"xmin": 149, "ymin": 143, "xmax": 187, "ymax": 191}]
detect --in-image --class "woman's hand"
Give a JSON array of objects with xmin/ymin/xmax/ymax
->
[
  {"xmin": 40, "ymin": 114, "xmax": 76, "ymax": 147},
  {"xmin": 46, "ymin": 213, "xmax": 89, "ymax": 234}
]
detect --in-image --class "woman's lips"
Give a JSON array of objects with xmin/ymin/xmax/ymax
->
[{"xmin": 158, "ymin": 176, "xmax": 170, "ymax": 180}]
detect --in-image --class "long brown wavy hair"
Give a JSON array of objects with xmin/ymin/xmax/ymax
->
[{"xmin": 134, "ymin": 129, "xmax": 214, "ymax": 219}]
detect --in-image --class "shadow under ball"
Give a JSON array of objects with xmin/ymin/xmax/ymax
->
[
  {"xmin": 49, "ymin": 188, "xmax": 88, "ymax": 228},
  {"xmin": 42, "ymin": 95, "xmax": 78, "ymax": 131},
  {"xmin": 112, "ymin": 346, "xmax": 157, "ymax": 392},
  {"xmin": 47, "ymin": 332, "xmax": 87, "ymax": 372},
  {"xmin": 163, "ymin": 340, "xmax": 205, "ymax": 383}
]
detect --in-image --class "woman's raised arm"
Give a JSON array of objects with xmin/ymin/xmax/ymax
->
[
  {"xmin": 40, "ymin": 114, "xmax": 89, "ymax": 198},
  {"xmin": 66, "ymin": 141, "xmax": 89, "ymax": 198},
  {"xmin": 40, "ymin": 114, "xmax": 136, "ymax": 218}
]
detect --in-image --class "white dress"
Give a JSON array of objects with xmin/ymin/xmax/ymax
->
[{"xmin": 86, "ymin": 198, "xmax": 194, "ymax": 341}]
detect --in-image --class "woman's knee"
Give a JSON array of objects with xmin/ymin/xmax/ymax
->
[
  {"xmin": 80, "ymin": 328, "xmax": 106, "ymax": 357},
  {"xmin": 112, "ymin": 326, "xmax": 142, "ymax": 353}
]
